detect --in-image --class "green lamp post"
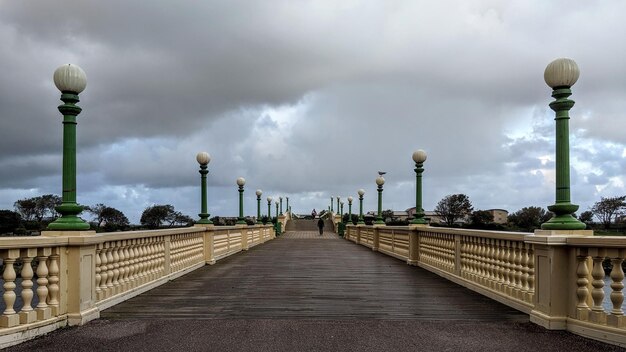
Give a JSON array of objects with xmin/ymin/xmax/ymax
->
[
  {"xmin": 47, "ymin": 64, "xmax": 90, "ymax": 231},
  {"xmin": 236, "ymin": 177, "xmax": 246, "ymax": 225},
  {"xmin": 336, "ymin": 196, "xmax": 340, "ymax": 216},
  {"xmin": 267, "ymin": 196, "xmax": 273, "ymax": 220},
  {"xmin": 541, "ymin": 58, "xmax": 586, "ymax": 230},
  {"xmin": 340, "ymin": 201, "xmax": 344, "ymax": 222},
  {"xmin": 286, "ymin": 197, "xmax": 289, "ymax": 214},
  {"xmin": 279, "ymin": 197, "xmax": 283, "ymax": 215},
  {"xmin": 375, "ymin": 176, "xmax": 385, "ymax": 225},
  {"xmin": 196, "ymin": 152, "xmax": 212, "ymax": 224},
  {"xmin": 411, "ymin": 150, "xmax": 428, "ymax": 225},
  {"xmin": 347, "ymin": 196, "xmax": 353, "ymax": 225},
  {"xmin": 357, "ymin": 189, "xmax": 365, "ymax": 224},
  {"xmin": 256, "ymin": 189, "xmax": 262, "ymax": 223},
  {"xmin": 274, "ymin": 200, "xmax": 280, "ymax": 234},
  {"xmin": 330, "ymin": 197, "xmax": 334, "ymax": 212}
]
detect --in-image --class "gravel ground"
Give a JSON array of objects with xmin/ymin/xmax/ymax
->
[{"xmin": 6, "ymin": 319, "xmax": 625, "ymax": 352}]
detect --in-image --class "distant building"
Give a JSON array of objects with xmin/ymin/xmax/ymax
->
[
  {"xmin": 406, "ymin": 207, "xmax": 508, "ymax": 225},
  {"xmin": 486, "ymin": 209, "xmax": 509, "ymax": 224}
]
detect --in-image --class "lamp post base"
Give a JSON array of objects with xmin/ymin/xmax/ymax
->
[
  {"xmin": 197, "ymin": 213, "xmax": 212, "ymax": 225},
  {"xmin": 47, "ymin": 215, "xmax": 90, "ymax": 231},
  {"xmin": 541, "ymin": 203, "xmax": 586, "ymax": 230},
  {"xmin": 47, "ymin": 203, "xmax": 90, "ymax": 231}
]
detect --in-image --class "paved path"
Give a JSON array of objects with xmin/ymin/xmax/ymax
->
[{"xmin": 8, "ymin": 232, "xmax": 623, "ymax": 351}]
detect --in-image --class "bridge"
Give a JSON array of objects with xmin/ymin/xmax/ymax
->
[
  {"xmin": 1, "ymin": 215, "xmax": 625, "ymax": 350},
  {"xmin": 1, "ymin": 59, "xmax": 625, "ymax": 350}
]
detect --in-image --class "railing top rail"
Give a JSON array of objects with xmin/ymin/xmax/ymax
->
[
  {"xmin": 566, "ymin": 236, "xmax": 626, "ymax": 248},
  {"xmin": 0, "ymin": 224, "xmax": 273, "ymax": 248},
  {"xmin": 346, "ymin": 224, "xmax": 528, "ymax": 241},
  {"xmin": 70, "ymin": 226, "xmax": 206, "ymax": 245},
  {"xmin": 0, "ymin": 236, "xmax": 69, "ymax": 249},
  {"xmin": 416, "ymin": 226, "xmax": 528, "ymax": 241}
]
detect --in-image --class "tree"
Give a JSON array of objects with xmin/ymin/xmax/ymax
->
[
  {"xmin": 141, "ymin": 205, "xmax": 174, "ymax": 229},
  {"xmin": 100, "ymin": 207, "xmax": 130, "ymax": 232},
  {"xmin": 170, "ymin": 212, "xmax": 194, "ymax": 227},
  {"xmin": 434, "ymin": 194, "xmax": 473, "ymax": 227},
  {"xmin": 14, "ymin": 194, "xmax": 61, "ymax": 222},
  {"xmin": 591, "ymin": 196, "xmax": 626, "ymax": 229},
  {"xmin": 140, "ymin": 205, "xmax": 192, "ymax": 229},
  {"xmin": 13, "ymin": 198, "xmax": 37, "ymax": 221},
  {"xmin": 578, "ymin": 210, "xmax": 594, "ymax": 224},
  {"xmin": 86, "ymin": 203, "xmax": 108, "ymax": 228},
  {"xmin": 0, "ymin": 210, "xmax": 21, "ymax": 234},
  {"xmin": 508, "ymin": 206, "xmax": 551, "ymax": 232},
  {"xmin": 382, "ymin": 209, "xmax": 394, "ymax": 222},
  {"xmin": 470, "ymin": 210, "xmax": 494, "ymax": 228}
]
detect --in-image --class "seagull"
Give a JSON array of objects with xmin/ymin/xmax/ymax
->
[{"xmin": 378, "ymin": 171, "xmax": 386, "ymax": 176}]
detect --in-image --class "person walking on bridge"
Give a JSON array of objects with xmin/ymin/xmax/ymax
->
[{"xmin": 317, "ymin": 217, "xmax": 324, "ymax": 236}]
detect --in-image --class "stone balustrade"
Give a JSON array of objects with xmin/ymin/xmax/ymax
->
[
  {"xmin": 345, "ymin": 224, "xmax": 626, "ymax": 347},
  {"xmin": 0, "ymin": 224, "xmax": 275, "ymax": 348}
]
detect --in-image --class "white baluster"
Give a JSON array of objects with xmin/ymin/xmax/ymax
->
[
  {"xmin": 513, "ymin": 242, "xmax": 522, "ymax": 298},
  {"xmin": 576, "ymin": 254, "xmax": 591, "ymax": 321},
  {"xmin": 95, "ymin": 244, "xmax": 102, "ymax": 300},
  {"xmin": 0, "ymin": 249, "xmax": 20, "ymax": 327},
  {"xmin": 99, "ymin": 245, "xmax": 109, "ymax": 299},
  {"xmin": 520, "ymin": 244, "xmax": 529, "ymax": 299},
  {"xmin": 36, "ymin": 248, "xmax": 52, "ymax": 320},
  {"xmin": 591, "ymin": 256, "xmax": 606, "ymax": 313},
  {"xmin": 610, "ymin": 258, "xmax": 624, "ymax": 315},
  {"xmin": 117, "ymin": 241, "xmax": 126, "ymax": 293},
  {"xmin": 128, "ymin": 239, "xmax": 138, "ymax": 288},
  {"xmin": 47, "ymin": 248, "xmax": 60, "ymax": 316},
  {"xmin": 503, "ymin": 242, "xmax": 512, "ymax": 295},
  {"xmin": 112, "ymin": 242, "xmax": 121, "ymax": 295},
  {"xmin": 608, "ymin": 256, "xmax": 626, "ymax": 328},
  {"xmin": 121, "ymin": 240, "xmax": 131, "ymax": 291},
  {"xmin": 527, "ymin": 247, "xmax": 535, "ymax": 302},
  {"xmin": 105, "ymin": 244, "xmax": 115, "ymax": 294},
  {"xmin": 19, "ymin": 249, "xmax": 37, "ymax": 324}
]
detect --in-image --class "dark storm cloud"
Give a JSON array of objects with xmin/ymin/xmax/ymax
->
[{"xmin": 0, "ymin": 1, "xmax": 625, "ymax": 218}]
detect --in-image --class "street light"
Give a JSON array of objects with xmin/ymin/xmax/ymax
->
[
  {"xmin": 256, "ymin": 189, "xmax": 263, "ymax": 223},
  {"xmin": 340, "ymin": 201, "xmax": 344, "ymax": 223},
  {"xmin": 330, "ymin": 196, "xmax": 334, "ymax": 212},
  {"xmin": 347, "ymin": 196, "xmax": 353, "ymax": 225},
  {"xmin": 236, "ymin": 177, "xmax": 246, "ymax": 225},
  {"xmin": 275, "ymin": 200, "xmax": 280, "ymax": 235},
  {"xmin": 375, "ymin": 175, "xmax": 385, "ymax": 225},
  {"xmin": 357, "ymin": 189, "xmax": 365, "ymax": 224},
  {"xmin": 286, "ymin": 197, "xmax": 289, "ymax": 214},
  {"xmin": 196, "ymin": 152, "xmax": 212, "ymax": 224},
  {"xmin": 279, "ymin": 196, "xmax": 283, "ymax": 215},
  {"xmin": 541, "ymin": 58, "xmax": 586, "ymax": 230},
  {"xmin": 275, "ymin": 201, "xmax": 279, "ymax": 221},
  {"xmin": 47, "ymin": 64, "xmax": 90, "ymax": 231},
  {"xmin": 336, "ymin": 196, "xmax": 340, "ymax": 216},
  {"xmin": 411, "ymin": 150, "xmax": 428, "ymax": 225}
]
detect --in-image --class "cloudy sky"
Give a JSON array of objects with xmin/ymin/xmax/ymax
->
[{"xmin": 1, "ymin": 1, "xmax": 625, "ymax": 224}]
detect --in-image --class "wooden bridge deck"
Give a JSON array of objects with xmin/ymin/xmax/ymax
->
[{"xmin": 101, "ymin": 231, "xmax": 527, "ymax": 321}]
